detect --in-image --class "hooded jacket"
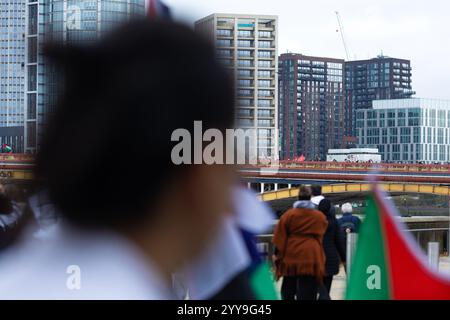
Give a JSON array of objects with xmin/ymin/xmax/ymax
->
[{"xmin": 273, "ymin": 201, "xmax": 328, "ymax": 280}]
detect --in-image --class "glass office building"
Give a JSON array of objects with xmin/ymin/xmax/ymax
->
[
  {"xmin": 25, "ymin": 0, "xmax": 146, "ymax": 152},
  {"xmin": 0, "ymin": 0, "xmax": 26, "ymax": 151},
  {"xmin": 357, "ymin": 98, "xmax": 450, "ymax": 164},
  {"xmin": 346, "ymin": 56, "xmax": 415, "ymax": 138}
]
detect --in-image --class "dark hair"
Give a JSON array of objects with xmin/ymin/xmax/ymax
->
[
  {"xmin": 318, "ymin": 198, "xmax": 331, "ymax": 216},
  {"xmin": 297, "ymin": 186, "xmax": 311, "ymax": 201},
  {"xmin": 311, "ymin": 185, "xmax": 322, "ymax": 196},
  {"xmin": 35, "ymin": 20, "xmax": 234, "ymax": 228}
]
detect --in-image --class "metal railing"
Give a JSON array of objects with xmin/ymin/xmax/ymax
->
[
  {"xmin": 247, "ymin": 161, "xmax": 450, "ymax": 173},
  {"xmin": 256, "ymin": 228, "xmax": 449, "ymax": 268}
]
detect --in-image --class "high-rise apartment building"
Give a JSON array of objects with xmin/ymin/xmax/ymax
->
[
  {"xmin": 345, "ymin": 55, "xmax": 415, "ymax": 137},
  {"xmin": 278, "ymin": 53, "xmax": 345, "ymax": 161},
  {"xmin": 357, "ymin": 98, "xmax": 450, "ymax": 164},
  {"xmin": 0, "ymin": 0, "xmax": 26, "ymax": 152},
  {"xmin": 195, "ymin": 13, "xmax": 278, "ymax": 161},
  {"xmin": 25, "ymin": 0, "xmax": 146, "ymax": 153}
]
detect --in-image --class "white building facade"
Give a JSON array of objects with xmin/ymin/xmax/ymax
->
[
  {"xmin": 326, "ymin": 148, "xmax": 381, "ymax": 163},
  {"xmin": 357, "ymin": 98, "xmax": 450, "ymax": 164},
  {"xmin": 195, "ymin": 13, "xmax": 279, "ymax": 162}
]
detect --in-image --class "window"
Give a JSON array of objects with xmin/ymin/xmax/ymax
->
[
  {"xmin": 258, "ymin": 90, "xmax": 272, "ymax": 97},
  {"xmin": 258, "ymin": 70, "xmax": 271, "ymax": 78},
  {"xmin": 258, "ymin": 60, "xmax": 271, "ymax": 68},
  {"xmin": 238, "ymin": 50, "xmax": 252, "ymax": 57},
  {"xmin": 438, "ymin": 110, "xmax": 446, "ymax": 127},
  {"xmin": 217, "ymin": 39, "xmax": 231, "ymax": 47},
  {"xmin": 238, "ymin": 119, "xmax": 253, "ymax": 127},
  {"xmin": 26, "ymin": 122, "xmax": 36, "ymax": 148},
  {"xmin": 237, "ymin": 89, "xmax": 252, "ymax": 97},
  {"xmin": 258, "ymin": 51, "xmax": 271, "ymax": 58},
  {"xmin": 27, "ymin": 93, "xmax": 36, "ymax": 119},
  {"xmin": 258, "ymin": 109, "xmax": 272, "ymax": 117},
  {"xmin": 258, "ymin": 100, "xmax": 271, "ymax": 107},
  {"xmin": 237, "ymin": 40, "xmax": 252, "ymax": 47},
  {"xmin": 217, "ymin": 29, "xmax": 232, "ymax": 37},
  {"xmin": 238, "ymin": 60, "xmax": 252, "ymax": 67},
  {"xmin": 257, "ymin": 119, "xmax": 272, "ymax": 127},
  {"xmin": 238, "ymin": 79, "xmax": 252, "ymax": 87},
  {"xmin": 438, "ymin": 128, "xmax": 444, "ymax": 144},
  {"xmin": 237, "ymin": 99, "xmax": 251, "ymax": 106},
  {"xmin": 238, "ymin": 30, "xmax": 252, "ymax": 38},
  {"xmin": 258, "ymin": 41, "xmax": 271, "ymax": 48},
  {"xmin": 28, "ymin": 4, "xmax": 38, "ymax": 35},
  {"xmin": 217, "ymin": 49, "xmax": 231, "ymax": 57},
  {"xmin": 238, "ymin": 69, "xmax": 252, "ymax": 77},
  {"xmin": 28, "ymin": 37, "xmax": 37, "ymax": 63},
  {"xmin": 258, "ymin": 31, "xmax": 271, "ymax": 38},
  {"xmin": 27, "ymin": 65, "xmax": 36, "ymax": 91},
  {"xmin": 237, "ymin": 109, "xmax": 252, "ymax": 117},
  {"xmin": 413, "ymin": 127, "xmax": 420, "ymax": 143},
  {"xmin": 258, "ymin": 80, "xmax": 271, "ymax": 88}
]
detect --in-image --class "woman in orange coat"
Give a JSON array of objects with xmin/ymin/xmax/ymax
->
[{"xmin": 273, "ymin": 186, "xmax": 328, "ymax": 300}]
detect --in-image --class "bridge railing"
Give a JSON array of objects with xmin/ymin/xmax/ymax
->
[
  {"xmin": 247, "ymin": 161, "xmax": 450, "ymax": 173},
  {"xmin": 0, "ymin": 154, "xmax": 35, "ymax": 162}
]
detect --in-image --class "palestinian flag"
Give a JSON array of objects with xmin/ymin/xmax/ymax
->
[
  {"xmin": 346, "ymin": 186, "xmax": 450, "ymax": 300},
  {"xmin": 2, "ymin": 144, "xmax": 12, "ymax": 153}
]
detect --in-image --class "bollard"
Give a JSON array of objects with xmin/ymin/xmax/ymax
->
[
  {"xmin": 427, "ymin": 242, "xmax": 440, "ymax": 270},
  {"xmin": 346, "ymin": 233, "xmax": 358, "ymax": 280},
  {"xmin": 256, "ymin": 242, "xmax": 269, "ymax": 262}
]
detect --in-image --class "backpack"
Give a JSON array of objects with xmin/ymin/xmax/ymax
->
[{"xmin": 339, "ymin": 216, "xmax": 357, "ymax": 235}]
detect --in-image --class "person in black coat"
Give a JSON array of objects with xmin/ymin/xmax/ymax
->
[{"xmin": 317, "ymin": 199, "xmax": 346, "ymax": 299}]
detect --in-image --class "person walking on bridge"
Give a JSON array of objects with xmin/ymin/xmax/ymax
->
[
  {"xmin": 338, "ymin": 203, "xmax": 361, "ymax": 234},
  {"xmin": 272, "ymin": 186, "xmax": 328, "ymax": 300},
  {"xmin": 310, "ymin": 185, "xmax": 325, "ymax": 208},
  {"xmin": 317, "ymin": 199, "xmax": 346, "ymax": 299}
]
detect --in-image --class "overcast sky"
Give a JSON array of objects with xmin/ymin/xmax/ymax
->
[{"xmin": 164, "ymin": 0, "xmax": 450, "ymax": 100}]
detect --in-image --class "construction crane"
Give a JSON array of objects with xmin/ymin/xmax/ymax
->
[{"xmin": 335, "ymin": 11, "xmax": 350, "ymax": 60}]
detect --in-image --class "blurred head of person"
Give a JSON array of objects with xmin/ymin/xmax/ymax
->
[
  {"xmin": 318, "ymin": 198, "xmax": 331, "ymax": 217},
  {"xmin": 35, "ymin": 20, "xmax": 236, "ymax": 277},
  {"xmin": 297, "ymin": 186, "xmax": 312, "ymax": 201},
  {"xmin": 311, "ymin": 185, "xmax": 322, "ymax": 197},
  {"xmin": 341, "ymin": 203, "xmax": 353, "ymax": 215}
]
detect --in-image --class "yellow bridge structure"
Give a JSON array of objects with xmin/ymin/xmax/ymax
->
[{"xmin": 258, "ymin": 182, "xmax": 450, "ymax": 203}]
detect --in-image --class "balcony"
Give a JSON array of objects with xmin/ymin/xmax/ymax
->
[
  {"xmin": 257, "ymin": 110, "xmax": 275, "ymax": 119},
  {"xmin": 217, "ymin": 22, "xmax": 234, "ymax": 29},
  {"xmin": 237, "ymin": 60, "xmax": 254, "ymax": 68},
  {"xmin": 216, "ymin": 30, "xmax": 233, "ymax": 38},
  {"xmin": 237, "ymin": 31, "xmax": 254, "ymax": 39},
  {"xmin": 298, "ymin": 61, "xmax": 311, "ymax": 67},
  {"xmin": 237, "ymin": 109, "xmax": 255, "ymax": 118},
  {"xmin": 257, "ymin": 62, "xmax": 275, "ymax": 69}
]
